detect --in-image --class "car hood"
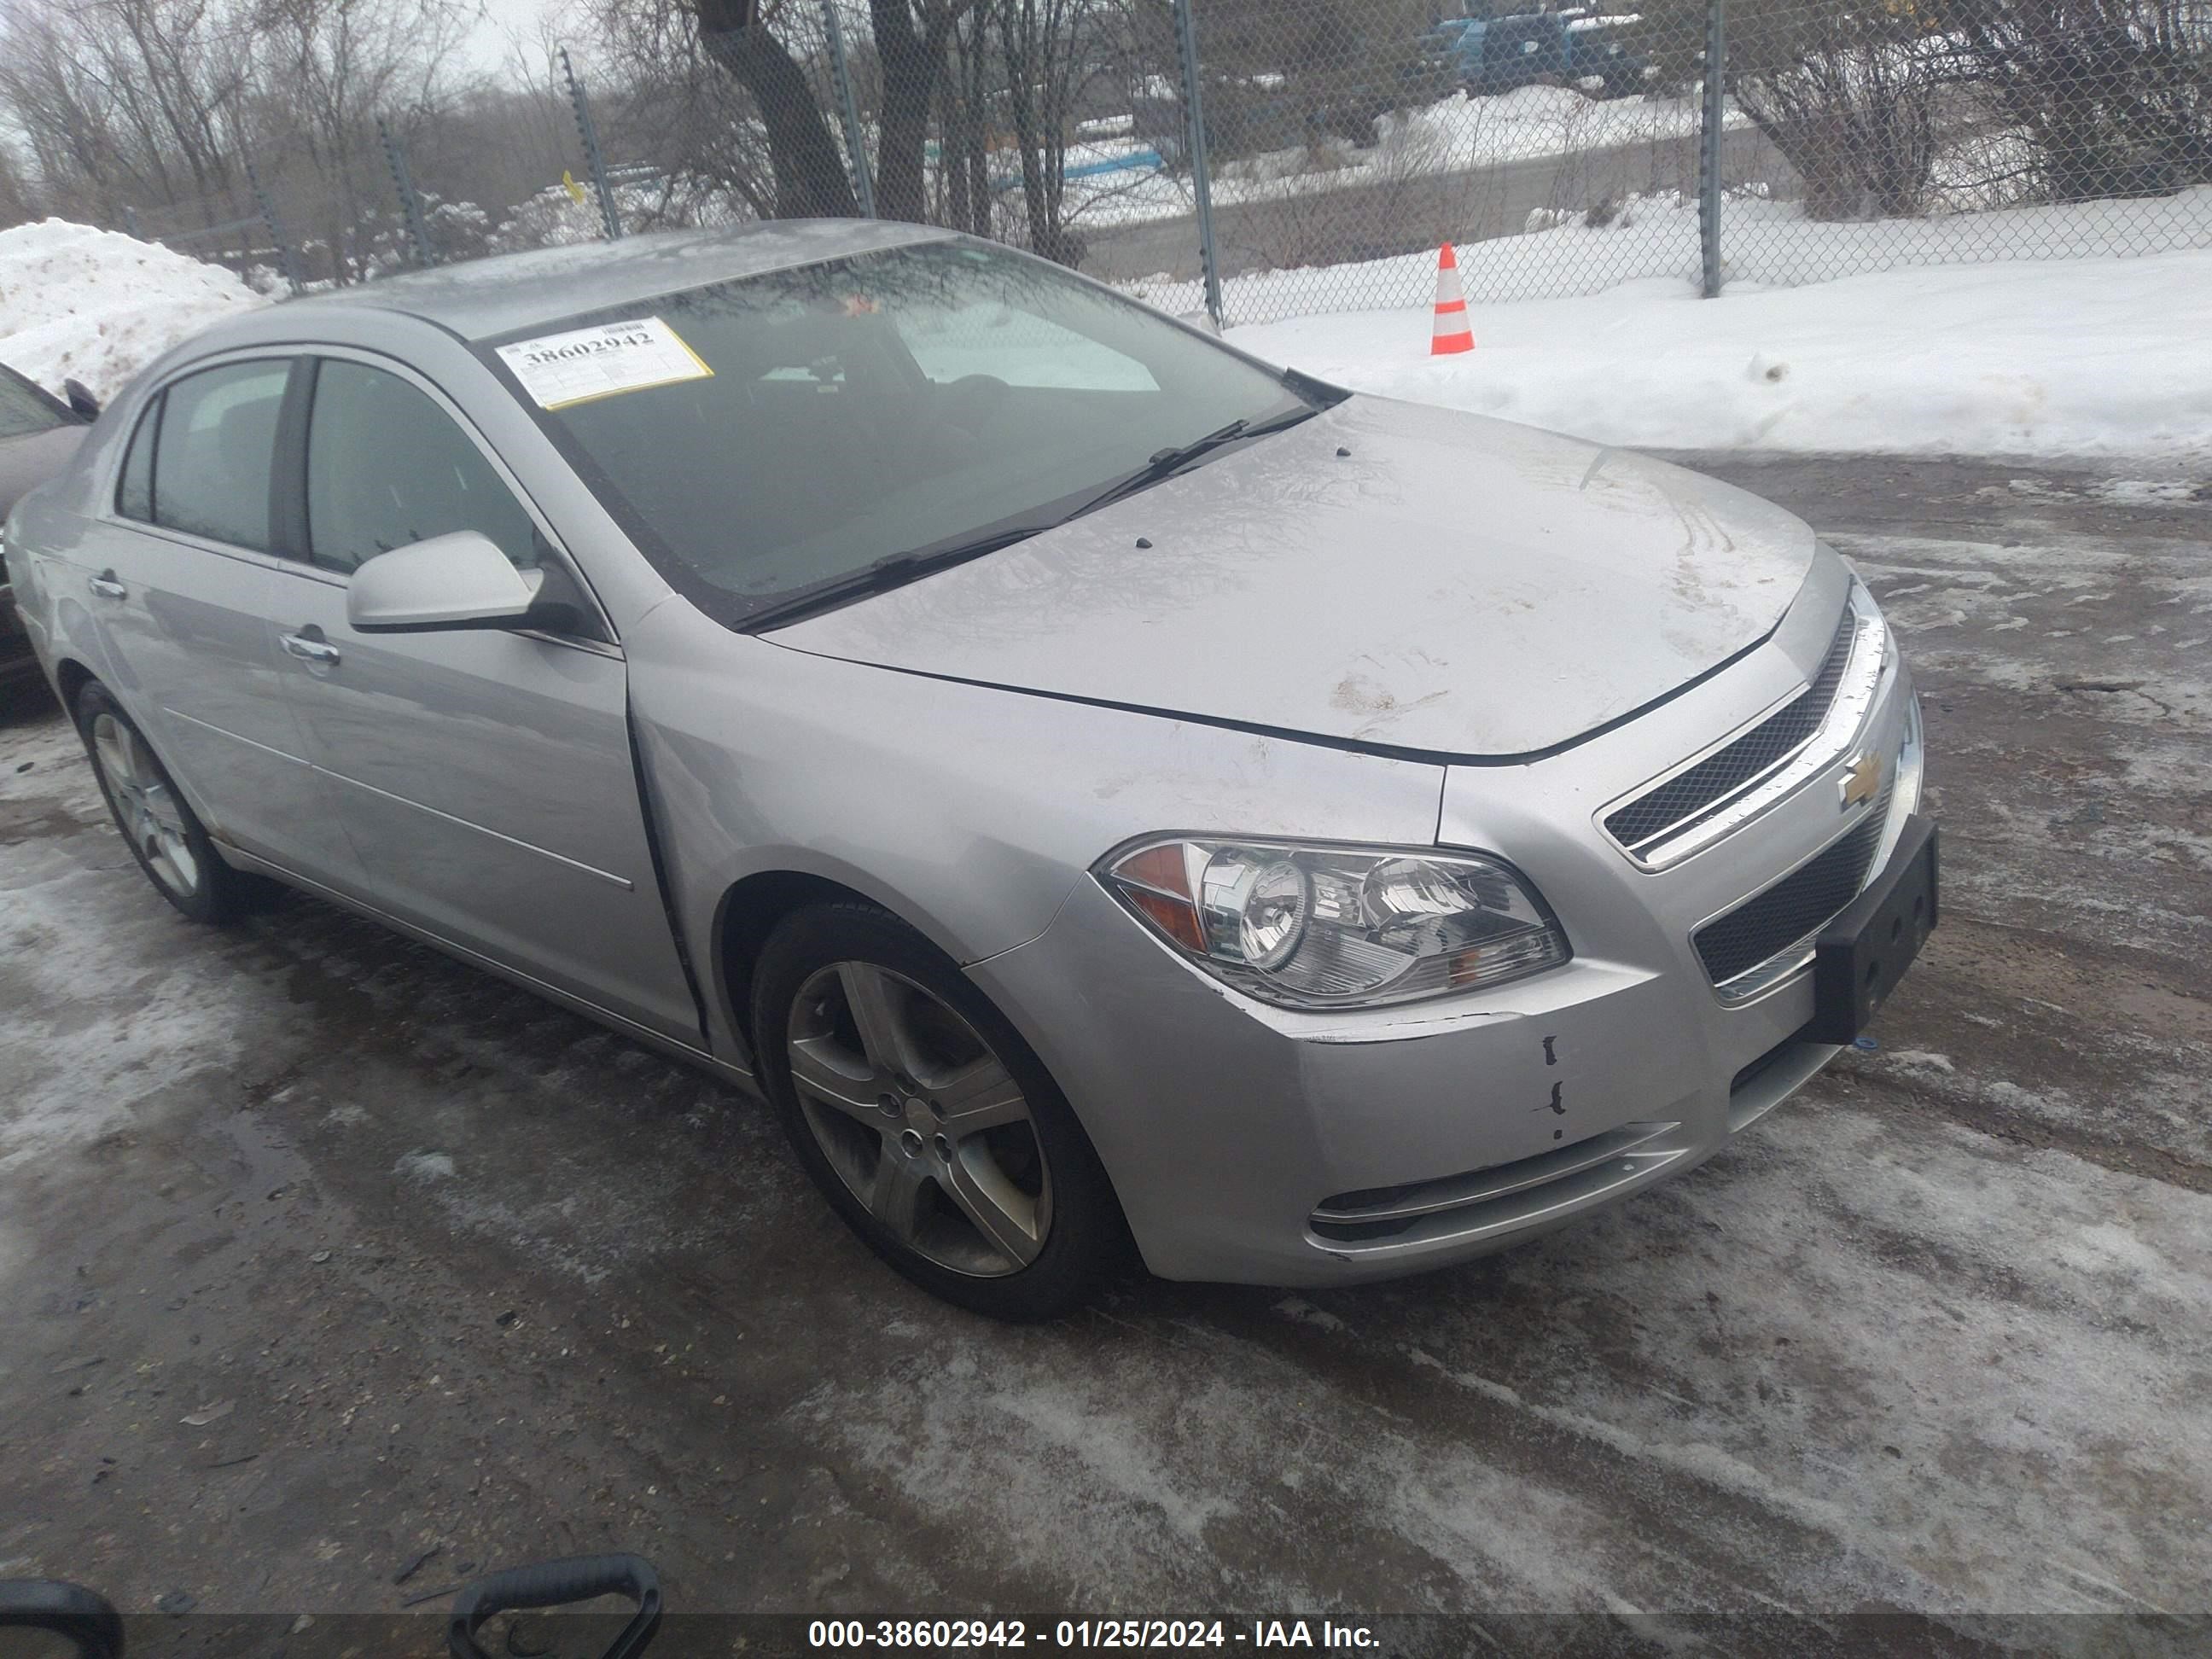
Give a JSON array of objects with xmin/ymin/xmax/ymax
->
[{"xmin": 765, "ymin": 397, "xmax": 1818, "ymax": 758}]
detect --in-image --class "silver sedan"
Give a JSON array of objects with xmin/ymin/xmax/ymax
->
[{"xmin": 6, "ymin": 222, "xmax": 1934, "ymax": 1318}]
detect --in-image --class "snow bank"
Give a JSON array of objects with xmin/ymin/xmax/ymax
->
[
  {"xmin": 0, "ymin": 218, "xmax": 269, "ymax": 401},
  {"xmin": 1226, "ymin": 240, "xmax": 2212, "ymax": 461},
  {"xmin": 1128, "ymin": 183, "xmax": 2212, "ymax": 320}
]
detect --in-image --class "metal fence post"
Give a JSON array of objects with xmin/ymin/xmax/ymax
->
[
  {"xmin": 244, "ymin": 158, "xmax": 306, "ymax": 295},
  {"xmin": 561, "ymin": 49, "xmax": 622, "ymax": 241},
  {"xmin": 378, "ymin": 116, "xmax": 439, "ymax": 269},
  {"xmin": 1698, "ymin": 0, "xmax": 1726, "ymax": 298},
  {"xmin": 1173, "ymin": 0, "xmax": 1224, "ymax": 329},
  {"xmin": 820, "ymin": 0, "xmax": 877, "ymax": 218}
]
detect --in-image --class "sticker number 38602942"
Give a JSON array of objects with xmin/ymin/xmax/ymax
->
[{"xmin": 494, "ymin": 315, "xmax": 714, "ymax": 410}]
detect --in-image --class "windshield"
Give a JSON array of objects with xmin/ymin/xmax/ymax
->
[{"xmin": 481, "ymin": 238, "xmax": 1318, "ymax": 622}]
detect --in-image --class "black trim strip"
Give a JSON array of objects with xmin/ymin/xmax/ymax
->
[
  {"xmin": 625, "ymin": 705, "xmax": 713, "ymax": 1047},
  {"xmin": 271, "ymin": 356, "xmax": 317, "ymax": 561},
  {"xmin": 765, "ymin": 620, "xmax": 1780, "ymax": 770}
]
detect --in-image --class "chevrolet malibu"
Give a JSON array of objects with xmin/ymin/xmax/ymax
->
[{"xmin": 7, "ymin": 222, "xmax": 1935, "ymax": 1318}]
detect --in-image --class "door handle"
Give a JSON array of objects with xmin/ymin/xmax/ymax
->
[
  {"xmin": 88, "ymin": 573, "xmax": 126, "ymax": 600},
  {"xmin": 280, "ymin": 631, "xmax": 341, "ymax": 667}
]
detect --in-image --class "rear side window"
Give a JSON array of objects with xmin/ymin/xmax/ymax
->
[
  {"xmin": 117, "ymin": 394, "xmax": 159, "ymax": 521},
  {"xmin": 305, "ymin": 359, "xmax": 541, "ymax": 574},
  {"xmin": 153, "ymin": 360, "xmax": 291, "ymax": 550}
]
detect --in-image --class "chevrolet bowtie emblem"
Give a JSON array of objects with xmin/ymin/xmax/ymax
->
[{"xmin": 1839, "ymin": 751, "xmax": 1883, "ymax": 811}]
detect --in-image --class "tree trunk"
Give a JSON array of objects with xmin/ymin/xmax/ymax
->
[
  {"xmin": 697, "ymin": 4, "xmax": 859, "ymax": 218},
  {"xmin": 960, "ymin": 14, "xmax": 993, "ymax": 234},
  {"xmin": 996, "ymin": 0, "xmax": 1079, "ymax": 265},
  {"xmin": 870, "ymin": 0, "xmax": 947, "ymax": 223},
  {"xmin": 937, "ymin": 53, "xmax": 971, "ymax": 230}
]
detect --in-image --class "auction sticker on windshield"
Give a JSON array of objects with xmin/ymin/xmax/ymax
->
[{"xmin": 495, "ymin": 316, "xmax": 713, "ymax": 410}]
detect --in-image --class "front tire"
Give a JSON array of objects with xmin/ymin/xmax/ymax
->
[
  {"xmin": 75, "ymin": 681, "xmax": 270, "ymax": 923},
  {"xmin": 751, "ymin": 901, "xmax": 1129, "ymax": 1319}
]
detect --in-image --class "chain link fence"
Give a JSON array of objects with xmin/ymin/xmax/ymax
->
[
  {"xmin": 1139, "ymin": 0, "xmax": 2212, "ymax": 323},
  {"xmin": 40, "ymin": 0, "xmax": 2211, "ymax": 331}
]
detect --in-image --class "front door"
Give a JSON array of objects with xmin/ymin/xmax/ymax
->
[{"xmin": 265, "ymin": 354, "xmax": 698, "ymax": 1043}]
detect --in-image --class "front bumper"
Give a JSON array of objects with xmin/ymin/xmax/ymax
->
[{"xmin": 970, "ymin": 592, "xmax": 1924, "ymax": 1286}]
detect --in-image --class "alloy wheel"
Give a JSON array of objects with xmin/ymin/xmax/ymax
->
[
  {"xmin": 785, "ymin": 961, "xmax": 1051, "ymax": 1278},
  {"xmin": 90, "ymin": 713, "xmax": 201, "ymax": 899}
]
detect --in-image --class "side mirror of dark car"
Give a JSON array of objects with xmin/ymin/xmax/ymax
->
[
  {"xmin": 347, "ymin": 532, "xmax": 543, "ymax": 633},
  {"xmin": 63, "ymin": 379, "xmax": 101, "ymax": 422}
]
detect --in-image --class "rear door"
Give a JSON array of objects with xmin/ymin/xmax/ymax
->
[
  {"xmin": 71, "ymin": 357, "xmax": 355, "ymax": 882},
  {"xmin": 265, "ymin": 352, "xmax": 698, "ymax": 1043}
]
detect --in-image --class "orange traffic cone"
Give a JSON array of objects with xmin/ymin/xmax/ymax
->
[{"xmin": 1430, "ymin": 243, "xmax": 1475, "ymax": 356}]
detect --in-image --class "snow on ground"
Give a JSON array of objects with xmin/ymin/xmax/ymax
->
[
  {"xmin": 1204, "ymin": 197, "xmax": 2212, "ymax": 461},
  {"xmin": 0, "ymin": 218, "xmax": 269, "ymax": 400},
  {"xmin": 0, "ymin": 715, "xmax": 275, "ymax": 1174},
  {"xmin": 1130, "ymin": 183, "xmax": 2212, "ymax": 317}
]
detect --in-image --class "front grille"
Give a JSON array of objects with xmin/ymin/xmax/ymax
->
[
  {"xmin": 1605, "ymin": 607, "xmax": 1856, "ymax": 853},
  {"xmin": 1694, "ymin": 789, "xmax": 1889, "ymax": 988}
]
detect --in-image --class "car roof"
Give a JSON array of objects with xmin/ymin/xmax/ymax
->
[{"xmin": 259, "ymin": 218, "xmax": 958, "ymax": 345}]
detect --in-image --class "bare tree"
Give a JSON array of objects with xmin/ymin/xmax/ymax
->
[
  {"xmin": 0, "ymin": 142, "xmax": 34, "ymax": 228},
  {"xmin": 869, "ymin": 0, "xmax": 975, "ymax": 222},
  {"xmin": 1934, "ymin": 0, "xmax": 2212, "ymax": 200},
  {"xmin": 0, "ymin": 0, "xmax": 253, "ymax": 230},
  {"xmin": 987, "ymin": 0, "xmax": 1098, "ymax": 263},
  {"xmin": 690, "ymin": 0, "xmax": 860, "ymax": 214},
  {"xmin": 242, "ymin": 0, "xmax": 473, "ymax": 280}
]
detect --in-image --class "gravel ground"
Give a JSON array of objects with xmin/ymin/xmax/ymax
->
[{"xmin": 1, "ymin": 453, "xmax": 2207, "ymax": 1646}]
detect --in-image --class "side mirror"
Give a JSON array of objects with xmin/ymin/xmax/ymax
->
[
  {"xmin": 346, "ymin": 532, "xmax": 544, "ymax": 633},
  {"xmin": 63, "ymin": 378, "xmax": 101, "ymax": 421}
]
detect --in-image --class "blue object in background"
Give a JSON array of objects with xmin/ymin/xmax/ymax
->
[{"xmin": 997, "ymin": 148, "xmax": 1165, "ymax": 192}]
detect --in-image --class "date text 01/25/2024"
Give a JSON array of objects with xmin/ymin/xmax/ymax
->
[{"xmin": 807, "ymin": 1620, "xmax": 1378, "ymax": 1650}]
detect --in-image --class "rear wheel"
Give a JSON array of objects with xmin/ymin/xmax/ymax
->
[
  {"xmin": 752, "ymin": 902, "xmax": 1128, "ymax": 1319},
  {"xmin": 75, "ymin": 681, "xmax": 270, "ymax": 923}
]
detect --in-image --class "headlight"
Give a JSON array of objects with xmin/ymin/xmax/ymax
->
[{"xmin": 1099, "ymin": 837, "xmax": 1571, "ymax": 1010}]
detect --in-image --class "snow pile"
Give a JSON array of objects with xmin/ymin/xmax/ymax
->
[
  {"xmin": 1128, "ymin": 183, "xmax": 2212, "ymax": 320},
  {"xmin": 0, "ymin": 218, "xmax": 270, "ymax": 401},
  {"xmin": 1225, "ymin": 237, "xmax": 2212, "ymax": 460}
]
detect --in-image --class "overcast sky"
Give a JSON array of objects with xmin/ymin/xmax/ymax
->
[{"xmin": 458, "ymin": 0, "xmax": 579, "ymax": 73}]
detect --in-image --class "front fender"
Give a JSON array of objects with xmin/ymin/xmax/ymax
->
[{"xmin": 623, "ymin": 597, "xmax": 1448, "ymax": 1082}]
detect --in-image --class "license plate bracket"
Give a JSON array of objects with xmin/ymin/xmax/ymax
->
[{"xmin": 1805, "ymin": 815, "xmax": 1939, "ymax": 1045}]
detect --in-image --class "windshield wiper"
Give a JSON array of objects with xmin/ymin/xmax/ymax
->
[
  {"xmin": 736, "ymin": 521, "xmax": 1055, "ymax": 633},
  {"xmin": 1069, "ymin": 404, "xmax": 1319, "ymax": 520}
]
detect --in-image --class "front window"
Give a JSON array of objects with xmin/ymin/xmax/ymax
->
[
  {"xmin": 481, "ymin": 239, "xmax": 1323, "ymax": 625},
  {"xmin": 305, "ymin": 359, "xmax": 544, "ymax": 574}
]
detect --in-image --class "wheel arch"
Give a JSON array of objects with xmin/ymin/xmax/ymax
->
[
  {"xmin": 708, "ymin": 862, "xmax": 1074, "ymax": 1075},
  {"xmin": 52, "ymin": 655, "xmax": 95, "ymax": 716},
  {"xmin": 714, "ymin": 870, "xmax": 894, "ymax": 1056}
]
